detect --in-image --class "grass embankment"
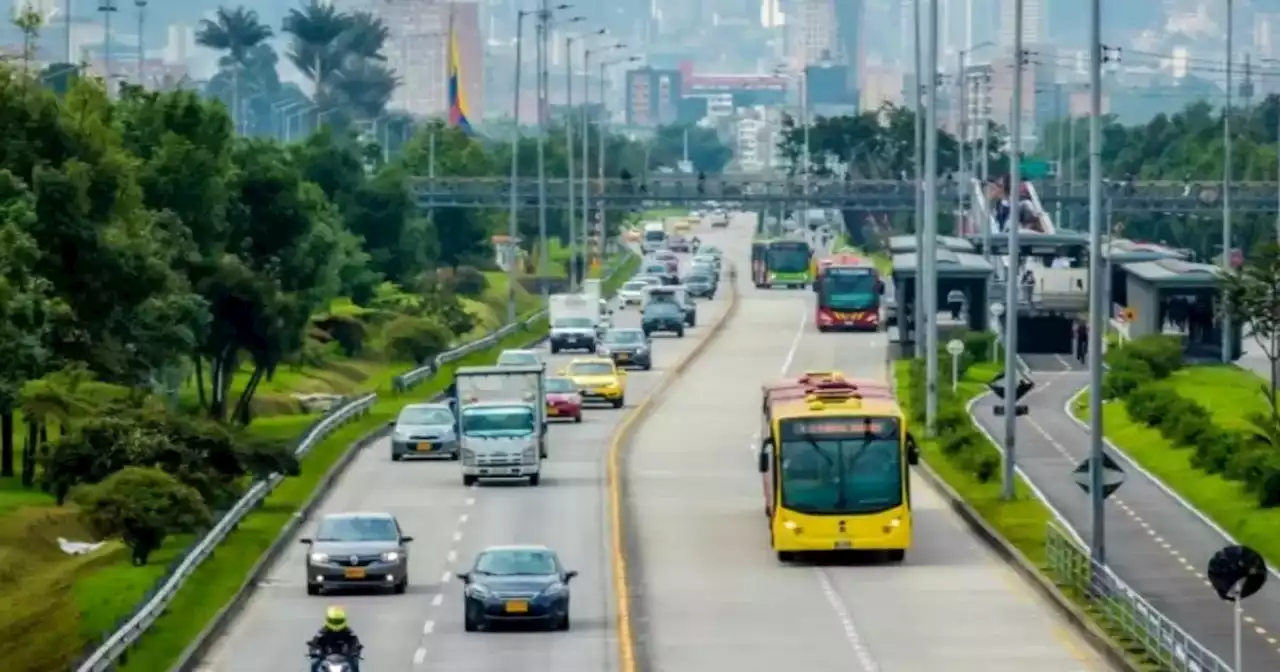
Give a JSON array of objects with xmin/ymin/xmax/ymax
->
[
  {"xmin": 112, "ymin": 251, "xmax": 640, "ymax": 671},
  {"xmin": 0, "ymin": 270, "xmax": 548, "ymax": 671},
  {"xmin": 897, "ymin": 360, "xmax": 1157, "ymax": 669},
  {"xmin": 1071, "ymin": 363, "xmax": 1280, "ymax": 568}
]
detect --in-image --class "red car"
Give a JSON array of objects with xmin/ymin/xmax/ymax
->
[{"xmin": 545, "ymin": 377, "xmax": 583, "ymax": 423}]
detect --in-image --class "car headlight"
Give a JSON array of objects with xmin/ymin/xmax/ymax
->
[
  {"xmin": 381, "ymin": 551, "xmax": 401, "ymax": 562},
  {"xmin": 310, "ymin": 552, "xmax": 330, "ymax": 564},
  {"xmin": 542, "ymin": 582, "xmax": 567, "ymax": 597},
  {"xmin": 466, "ymin": 584, "xmax": 491, "ymax": 598},
  {"xmin": 598, "ymin": 347, "xmax": 611, "ymax": 356}
]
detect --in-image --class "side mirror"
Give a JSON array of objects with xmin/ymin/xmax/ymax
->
[
  {"xmin": 757, "ymin": 441, "xmax": 772, "ymax": 473},
  {"xmin": 402, "ymin": 536, "xmax": 414, "ymax": 543},
  {"xmin": 877, "ymin": 281, "xmax": 886, "ymax": 295},
  {"xmin": 299, "ymin": 538, "xmax": 312, "ymax": 545},
  {"xmin": 457, "ymin": 572, "xmax": 471, "ymax": 584},
  {"xmin": 564, "ymin": 570, "xmax": 579, "ymax": 581},
  {"xmin": 906, "ymin": 433, "xmax": 920, "ymax": 466},
  {"xmin": 387, "ymin": 420, "xmax": 396, "ymax": 427}
]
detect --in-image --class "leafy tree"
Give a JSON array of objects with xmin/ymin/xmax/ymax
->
[
  {"xmin": 282, "ymin": 1, "xmax": 398, "ymax": 123},
  {"xmin": 648, "ymin": 123, "xmax": 733, "ymax": 173},
  {"xmin": 1220, "ymin": 242, "xmax": 1280, "ymax": 416},
  {"xmin": 75, "ymin": 466, "xmax": 211, "ymax": 565}
]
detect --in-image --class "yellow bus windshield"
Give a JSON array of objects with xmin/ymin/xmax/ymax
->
[{"xmin": 776, "ymin": 415, "xmax": 903, "ymax": 515}]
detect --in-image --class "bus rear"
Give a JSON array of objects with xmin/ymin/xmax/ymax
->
[
  {"xmin": 758, "ymin": 390, "xmax": 916, "ymax": 562},
  {"xmin": 815, "ymin": 265, "xmax": 884, "ymax": 332},
  {"xmin": 763, "ymin": 240, "xmax": 812, "ymax": 288}
]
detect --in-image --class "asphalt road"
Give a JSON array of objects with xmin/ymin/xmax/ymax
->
[
  {"xmin": 625, "ymin": 227, "xmax": 1111, "ymax": 671},
  {"xmin": 194, "ymin": 239, "xmax": 731, "ymax": 671},
  {"xmin": 976, "ymin": 374, "xmax": 1280, "ymax": 668}
]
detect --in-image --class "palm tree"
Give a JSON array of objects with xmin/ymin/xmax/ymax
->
[
  {"xmin": 282, "ymin": 0, "xmax": 349, "ymax": 101},
  {"xmin": 196, "ymin": 6, "xmax": 273, "ymax": 132}
]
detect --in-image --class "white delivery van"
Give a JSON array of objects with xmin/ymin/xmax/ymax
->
[
  {"xmin": 549, "ymin": 293, "xmax": 601, "ymax": 353},
  {"xmin": 641, "ymin": 221, "xmax": 666, "ymax": 253}
]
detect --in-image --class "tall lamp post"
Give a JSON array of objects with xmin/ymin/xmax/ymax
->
[
  {"xmin": 507, "ymin": 8, "xmax": 534, "ymax": 325},
  {"xmin": 596, "ymin": 55, "xmax": 641, "ymax": 268},
  {"xmin": 534, "ymin": 3, "xmax": 573, "ymax": 305},
  {"xmin": 561, "ymin": 24, "xmax": 600, "ymax": 291},
  {"xmin": 582, "ymin": 42, "xmax": 626, "ymax": 271},
  {"xmin": 134, "ymin": 0, "xmax": 147, "ymax": 86}
]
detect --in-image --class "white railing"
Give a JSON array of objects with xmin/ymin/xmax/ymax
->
[
  {"xmin": 77, "ymin": 252, "xmax": 636, "ymax": 671},
  {"xmin": 1023, "ymin": 182, "xmax": 1057, "ymax": 234}
]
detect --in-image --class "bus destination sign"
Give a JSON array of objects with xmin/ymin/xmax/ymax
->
[{"xmin": 781, "ymin": 417, "xmax": 900, "ymax": 439}]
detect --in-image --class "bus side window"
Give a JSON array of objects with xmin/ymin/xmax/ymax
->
[
  {"xmin": 906, "ymin": 432, "xmax": 920, "ymax": 465},
  {"xmin": 758, "ymin": 439, "xmax": 774, "ymax": 474}
]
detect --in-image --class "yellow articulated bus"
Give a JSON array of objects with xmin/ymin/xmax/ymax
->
[{"xmin": 757, "ymin": 371, "xmax": 919, "ymax": 563}]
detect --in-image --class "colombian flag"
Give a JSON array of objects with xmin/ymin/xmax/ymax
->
[{"xmin": 447, "ymin": 11, "xmax": 473, "ymax": 134}]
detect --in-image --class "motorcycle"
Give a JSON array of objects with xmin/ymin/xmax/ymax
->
[{"xmin": 307, "ymin": 649, "xmax": 360, "ymax": 672}]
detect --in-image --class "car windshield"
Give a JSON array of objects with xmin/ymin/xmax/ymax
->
[
  {"xmin": 545, "ymin": 377, "xmax": 575, "ymax": 393},
  {"xmin": 553, "ymin": 317, "xmax": 594, "ymax": 329},
  {"xmin": 686, "ymin": 274, "xmax": 711, "ymax": 285},
  {"xmin": 703, "ymin": 246, "xmax": 721, "ymax": 255},
  {"xmin": 397, "ymin": 407, "xmax": 452, "ymax": 425},
  {"xmin": 316, "ymin": 516, "xmax": 398, "ymax": 542},
  {"xmin": 497, "ymin": 351, "xmax": 538, "ymax": 366},
  {"xmin": 777, "ymin": 417, "xmax": 903, "ymax": 515},
  {"xmin": 646, "ymin": 302, "xmax": 681, "ymax": 316},
  {"xmin": 644, "ymin": 265, "xmax": 666, "ymax": 274},
  {"xmin": 605, "ymin": 330, "xmax": 645, "ymax": 344},
  {"xmin": 636, "ymin": 277, "xmax": 661, "ymax": 286},
  {"xmin": 474, "ymin": 549, "xmax": 558, "ymax": 576},
  {"xmin": 461, "ymin": 406, "xmax": 536, "ymax": 436},
  {"xmin": 622, "ymin": 281, "xmax": 647, "ymax": 292},
  {"xmin": 567, "ymin": 362, "xmax": 614, "ymax": 376}
]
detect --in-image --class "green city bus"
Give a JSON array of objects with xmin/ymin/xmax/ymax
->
[{"xmin": 762, "ymin": 239, "xmax": 813, "ymax": 289}]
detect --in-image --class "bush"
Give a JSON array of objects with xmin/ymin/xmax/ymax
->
[
  {"xmin": 452, "ymin": 265, "xmax": 488, "ymax": 297},
  {"xmin": 312, "ymin": 314, "xmax": 368, "ymax": 357},
  {"xmin": 1118, "ymin": 334, "xmax": 1185, "ymax": 379},
  {"xmin": 74, "ymin": 467, "xmax": 211, "ymax": 565},
  {"xmin": 384, "ymin": 314, "xmax": 454, "ymax": 364},
  {"xmin": 1101, "ymin": 354, "xmax": 1153, "ymax": 399},
  {"xmin": 1122, "ymin": 384, "xmax": 1181, "ymax": 427}
]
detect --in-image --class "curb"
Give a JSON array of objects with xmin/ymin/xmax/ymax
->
[
  {"xmin": 610, "ymin": 263, "xmax": 742, "ymax": 672},
  {"xmin": 911, "ymin": 460, "xmax": 1139, "ymax": 672}
]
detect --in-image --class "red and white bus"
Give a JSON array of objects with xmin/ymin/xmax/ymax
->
[{"xmin": 814, "ymin": 254, "xmax": 884, "ymax": 332}]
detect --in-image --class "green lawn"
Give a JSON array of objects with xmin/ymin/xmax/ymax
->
[{"xmin": 1071, "ymin": 363, "xmax": 1280, "ymax": 572}]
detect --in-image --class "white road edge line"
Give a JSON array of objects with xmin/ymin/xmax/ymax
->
[
  {"xmin": 431, "ymin": 593, "xmax": 444, "ymax": 607},
  {"xmin": 423, "ymin": 620, "xmax": 435, "ymax": 635},
  {"xmin": 413, "ymin": 647, "xmax": 427, "ymax": 664}
]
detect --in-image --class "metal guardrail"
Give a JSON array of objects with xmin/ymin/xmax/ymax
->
[
  {"xmin": 1045, "ymin": 522, "xmax": 1230, "ymax": 672},
  {"xmin": 76, "ymin": 392, "xmax": 377, "ymax": 672},
  {"xmin": 78, "ymin": 253, "xmax": 637, "ymax": 671}
]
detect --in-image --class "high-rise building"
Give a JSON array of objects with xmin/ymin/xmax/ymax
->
[
  {"xmin": 366, "ymin": 0, "xmax": 485, "ymax": 120},
  {"xmin": 998, "ymin": 0, "xmax": 1041, "ymax": 49},
  {"xmin": 625, "ymin": 67, "xmax": 684, "ymax": 127}
]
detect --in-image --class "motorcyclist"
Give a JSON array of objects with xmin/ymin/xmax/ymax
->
[
  {"xmin": 691, "ymin": 235, "xmax": 701, "ymax": 253},
  {"xmin": 308, "ymin": 606, "xmax": 363, "ymax": 671}
]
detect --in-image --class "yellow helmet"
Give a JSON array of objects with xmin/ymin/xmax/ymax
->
[{"xmin": 324, "ymin": 606, "xmax": 347, "ymax": 631}]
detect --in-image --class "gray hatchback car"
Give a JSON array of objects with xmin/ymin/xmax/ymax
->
[
  {"xmin": 302, "ymin": 512, "xmax": 413, "ymax": 595},
  {"xmin": 390, "ymin": 403, "xmax": 458, "ymax": 461}
]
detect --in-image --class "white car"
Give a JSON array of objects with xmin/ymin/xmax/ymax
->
[
  {"xmin": 496, "ymin": 349, "xmax": 544, "ymax": 368},
  {"xmin": 617, "ymin": 281, "xmax": 648, "ymax": 307}
]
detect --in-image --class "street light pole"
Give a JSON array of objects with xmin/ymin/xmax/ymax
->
[
  {"xmin": 1222, "ymin": 0, "xmax": 1234, "ymax": 363},
  {"xmin": 923, "ymin": 0, "xmax": 940, "ymax": 436},
  {"xmin": 135, "ymin": 0, "xmax": 146, "ymax": 86},
  {"xmin": 1086, "ymin": 0, "xmax": 1106, "ymax": 566},
  {"xmin": 565, "ymin": 35, "xmax": 578, "ymax": 290},
  {"xmin": 912, "ymin": 0, "xmax": 925, "ymax": 357},
  {"xmin": 507, "ymin": 9, "xmax": 530, "ymax": 326},
  {"xmin": 98, "ymin": 0, "xmax": 118, "ymax": 96},
  {"xmin": 1001, "ymin": 0, "xmax": 1025, "ymax": 501},
  {"xmin": 535, "ymin": 1, "xmax": 550, "ymax": 304}
]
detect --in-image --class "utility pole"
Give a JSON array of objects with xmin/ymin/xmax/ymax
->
[
  {"xmin": 565, "ymin": 34, "xmax": 577, "ymax": 290},
  {"xmin": 135, "ymin": 0, "xmax": 147, "ymax": 86},
  {"xmin": 507, "ymin": 9, "xmax": 530, "ymax": 326},
  {"xmin": 535, "ymin": 0, "xmax": 550, "ymax": 305},
  {"xmin": 912, "ymin": 0, "xmax": 925, "ymax": 357},
  {"xmin": 1086, "ymin": 0, "xmax": 1106, "ymax": 566},
  {"xmin": 1001, "ymin": 0, "xmax": 1025, "ymax": 501},
  {"xmin": 98, "ymin": 0, "xmax": 118, "ymax": 96},
  {"xmin": 923, "ymin": 0, "xmax": 940, "ymax": 435},
  {"xmin": 1223, "ymin": 0, "xmax": 1235, "ymax": 363},
  {"xmin": 957, "ymin": 49, "xmax": 966, "ymax": 202}
]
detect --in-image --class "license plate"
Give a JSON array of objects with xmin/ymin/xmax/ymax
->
[
  {"xmin": 344, "ymin": 567, "xmax": 367, "ymax": 579},
  {"xmin": 548, "ymin": 407, "xmax": 559, "ymax": 416},
  {"xmin": 505, "ymin": 600, "xmax": 529, "ymax": 613},
  {"xmin": 833, "ymin": 541, "xmax": 853, "ymax": 550},
  {"xmin": 416, "ymin": 442, "xmax": 433, "ymax": 452},
  {"xmin": 617, "ymin": 353, "xmax": 630, "ymax": 360}
]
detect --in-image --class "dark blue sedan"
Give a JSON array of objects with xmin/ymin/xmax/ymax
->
[{"xmin": 459, "ymin": 545, "xmax": 577, "ymax": 631}]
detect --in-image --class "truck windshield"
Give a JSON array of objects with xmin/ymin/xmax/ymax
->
[
  {"xmin": 767, "ymin": 244, "xmax": 810, "ymax": 272},
  {"xmin": 645, "ymin": 302, "xmax": 681, "ymax": 316},
  {"xmin": 776, "ymin": 417, "xmax": 903, "ymax": 515},
  {"xmin": 644, "ymin": 231, "xmax": 665, "ymax": 242},
  {"xmin": 553, "ymin": 317, "xmax": 594, "ymax": 328},
  {"xmin": 820, "ymin": 271, "xmax": 878, "ymax": 310},
  {"xmin": 461, "ymin": 406, "xmax": 536, "ymax": 436}
]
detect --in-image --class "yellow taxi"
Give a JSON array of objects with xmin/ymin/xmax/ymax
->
[{"xmin": 559, "ymin": 357, "xmax": 627, "ymax": 409}]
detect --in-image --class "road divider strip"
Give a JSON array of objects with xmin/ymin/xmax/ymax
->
[{"xmin": 607, "ymin": 263, "xmax": 742, "ymax": 672}]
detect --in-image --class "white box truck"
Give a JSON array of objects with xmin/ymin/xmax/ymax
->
[
  {"xmin": 454, "ymin": 365, "xmax": 547, "ymax": 486},
  {"xmin": 641, "ymin": 221, "xmax": 666, "ymax": 253},
  {"xmin": 549, "ymin": 293, "xmax": 601, "ymax": 353}
]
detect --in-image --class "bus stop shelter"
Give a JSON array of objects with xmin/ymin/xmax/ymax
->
[
  {"xmin": 1103, "ymin": 239, "xmax": 1188, "ymax": 310},
  {"xmin": 891, "ymin": 249, "xmax": 995, "ymax": 347},
  {"xmin": 1117, "ymin": 258, "xmax": 1240, "ymax": 361}
]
